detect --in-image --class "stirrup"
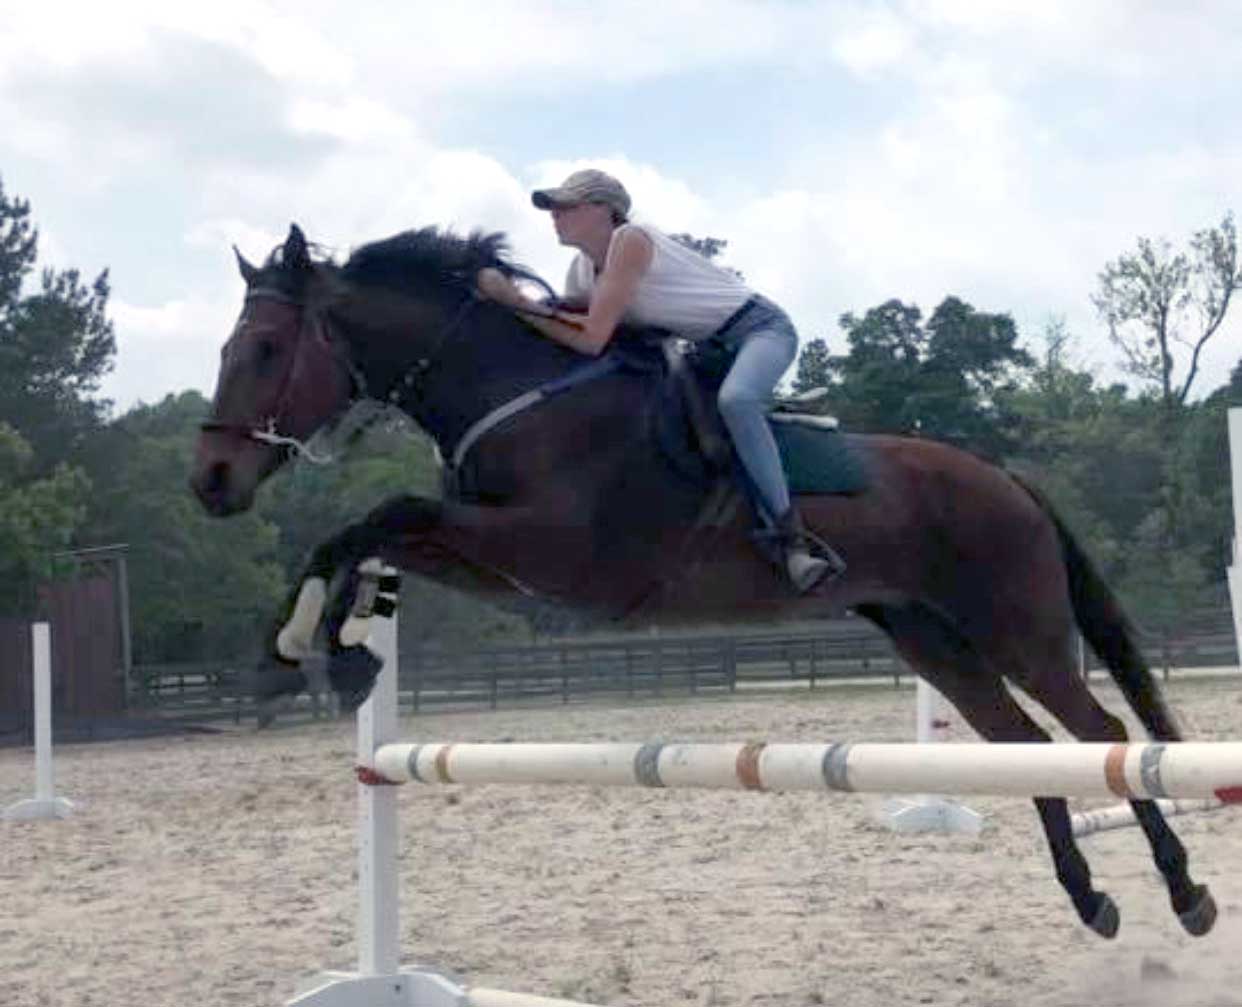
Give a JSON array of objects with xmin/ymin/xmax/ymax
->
[
  {"xmin": 785, "ymin": 547, "xmax": 840, "ymax": 594},
  {"xmin": 772, "ymin": 507, "xmax": 846, "ymax": 593}
]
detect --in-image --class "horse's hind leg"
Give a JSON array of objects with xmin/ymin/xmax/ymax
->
[
  {"xmin": 1002, "ymin": 637, "xmax": 1217, "ymax": 937},
  {"xmin": 859, "ymin": 602, "xmax": 1121, "ymax": 937}
]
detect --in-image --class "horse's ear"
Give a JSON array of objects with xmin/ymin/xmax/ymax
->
[
  {"xmin": 233, "ymin": 245, "xmax": 259, "ymax": 285},
  {"xmin": 284, "ymin": 223, "xmax": 312, "ymax": 273}
]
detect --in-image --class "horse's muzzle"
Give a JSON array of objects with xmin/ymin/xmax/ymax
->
[{"xmin": 190, "ymin": 429, "xmax": 287, "ymax": 516}]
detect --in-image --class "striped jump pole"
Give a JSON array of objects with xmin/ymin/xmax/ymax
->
[
  {"xmin": 1071, "ymin": 797, "xmax": 1225, "ymax": 839},
  {"xmin": 3, "ymin": 623, "xmax": 74, "ymax": 822},
  {"xmin": 288, "ymin": 570, "xmax": 605, "ymax": 1007},
  {"xmin": 369, "ymin": 739, "xmax": 1242, "ymax": 804}
]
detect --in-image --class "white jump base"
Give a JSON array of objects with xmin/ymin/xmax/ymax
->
[
  {"xmin": 3, "ymin": 623, "xmax": 74, "ymax": 822},
  {"xmin": 292, "ymin": 970, "xmax": 598, "ymax": 1007}
]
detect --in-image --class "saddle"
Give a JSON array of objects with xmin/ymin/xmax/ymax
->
[{"xmin": 651, "ymin": 337, "xmax": 868, "ymax": 499}]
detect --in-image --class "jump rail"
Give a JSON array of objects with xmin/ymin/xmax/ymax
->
[
  {"xmin": 370, "ymin": 739, "xmax": 1242, "ymax": 803},
  {"xmin": 1071, "ymin": 798, "xmax": 1225, "ymax": 838}
]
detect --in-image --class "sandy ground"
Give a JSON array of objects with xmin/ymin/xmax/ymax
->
[{"xmin": 3, "ymin": 674, "xmax": 1242, "ymax": 1007}]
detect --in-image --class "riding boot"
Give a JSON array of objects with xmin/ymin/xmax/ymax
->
[{"xmin": 775, "ymin": 506, "xmax": 841, "ymax": 594}]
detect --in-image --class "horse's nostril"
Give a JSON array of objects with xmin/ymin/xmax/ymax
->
[
  {"xmin": 207, "ymin": 461, "xmax": 229, "ymax": 495},
  {"xmin": 193, "ymin": 460, "xmax": 230, "ymax": 504}
]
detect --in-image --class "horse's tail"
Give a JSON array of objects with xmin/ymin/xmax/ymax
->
[{"xmin": 1011, "ymin": 472, "xmax": 1183, "ymax": 742}]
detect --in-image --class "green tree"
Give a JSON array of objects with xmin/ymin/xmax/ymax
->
[
  {"xmin": 1092, "ymin": 212, "xmax": 1240, "ymax": 428},
  {"xmin": 1090, "ymin": 213, "xmax": 1240, "ymax": 624},
  {"xmin": 1006, "ymin": 325, "xmax": 1164, "ymax": 582},
  {"xmin": 82, "ymin": 393, "xmax": 286, "ymax": 662},
  {"xmin": 0, "ymin": 177, "xmax": 115, "ymax": 469},
  {"xmin": 0, "ymin": 178, "xmax": 110, "ymax": 614},
  {"xmin": 1005, "ymin": 320, "xmax": 1233, "ymax": 634},
  {"xmin": 668, "ymin": 233, "xmax": 743, "ymax": 279},
  {"xmin": 791, "ymin": 337, "xmax": 832, "ymax": 393},
  {"xmin": 0, "ymin": 422, "xmax": 89, "ymax": 614},
  {"xmin": 823, "ymin": 297, "xmax": 1032, "ymax": 457}
]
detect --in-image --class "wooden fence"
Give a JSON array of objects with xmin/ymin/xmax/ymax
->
[{"xmin": 128, "ymin": 616, "xmax": 1238, "ymax": 724}]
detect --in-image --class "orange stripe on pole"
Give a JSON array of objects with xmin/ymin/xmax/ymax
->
[
  {"xmin": 1103, "ymin": 744, "xmax": 1131, "ymax": 798},
  {"xmin": 434, "ymin": 745, "xmax": 455, "ymax": 784},
  {"xmin": 735, "ymin": 743, "xmax": 766, "ymax": 790}
]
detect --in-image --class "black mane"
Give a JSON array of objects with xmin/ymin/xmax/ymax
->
[{"xmin": 341, "ymin": 227, "xmax": 550, "ymax": 297}]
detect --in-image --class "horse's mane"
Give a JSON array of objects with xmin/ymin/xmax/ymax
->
[{"xmin": 340, "ymin": 227, "xmax": 552, "ymax": 298}]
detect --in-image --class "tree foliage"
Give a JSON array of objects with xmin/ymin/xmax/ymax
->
[
  {"xmin": 0, "ymin": 177, "xmax": 115, "ymax": 469},
  {"xmin": 1092, "ymin": 213, "xmax": 1241, "ymax": 423},
  {"xmin": 668, "ymin": 232, "xmax": 743, "ymax": 279},
  {"xmin": 818, "ymin": 296, "xmax": 1033, "ymax": 457},
  {"xmin": 0, "ymin": 177, "xmax": 109, "ymax": 615},
  {"xmin": 0, "ymin": 422, "xmax": 89, "ymax": 614},
  {"xmin": 79, "ymin": 392, "xmax": 287, "ymax": 661},
  {"xmin": 791, "ymin": 337, "xmax": 832, "ymax": 394}
]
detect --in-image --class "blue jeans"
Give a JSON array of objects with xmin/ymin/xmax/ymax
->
[{"xmin": 713, "ymin": 296, "xmax": 798, "ymax": 519}]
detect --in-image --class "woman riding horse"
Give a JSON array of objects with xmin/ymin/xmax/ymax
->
[
  {"xmin": 190, "ymin": 221, "xmax": 1218, "ymax": 940},
  {"xmin": 475, "ymin": 168, "xmax": 833, "ymax": 593}
]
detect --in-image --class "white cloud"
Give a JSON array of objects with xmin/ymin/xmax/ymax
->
[
  {"xmin": 5, "ymin": 1, "xmax": 1240, "ymax": 412},
  {"xmin": 104, "ymin": 296, "xmax": 236, "ymax": 410}
]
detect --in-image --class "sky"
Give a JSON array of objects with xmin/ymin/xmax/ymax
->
[{"xmin": 2, "ymin": 0, "xmax": 1240, "ymax": 414}]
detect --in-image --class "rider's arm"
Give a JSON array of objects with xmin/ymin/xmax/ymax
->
[{"xmin": 477, "ymin": 228, "xmax": 654, "ymax": 356}]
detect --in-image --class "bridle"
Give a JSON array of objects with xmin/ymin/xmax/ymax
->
[
  {"xmin": 199, "ymin": 286, "xmax": 360, "ymax": 463},
  {"xmin": 200, "ymin": 282, "xmax": 482, "ymax": 464}
]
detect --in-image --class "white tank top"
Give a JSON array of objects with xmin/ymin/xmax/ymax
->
[{"xmin": 565, "ymin": 224, "xmax": 753, "ymax": 340}]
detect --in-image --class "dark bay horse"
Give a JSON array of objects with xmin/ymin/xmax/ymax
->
[{"xmin": 190, "ymin": 223, "xmax": 1217, "ymax": 940}]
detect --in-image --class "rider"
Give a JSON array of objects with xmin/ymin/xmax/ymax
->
[{"xmin": 475, "ymin": 168, "xmax": 836, "ymax": 593}]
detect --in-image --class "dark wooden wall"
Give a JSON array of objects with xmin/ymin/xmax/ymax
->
[{"xmin": 0, "ymin": 572, "xmax": 123, "ymax": 736}]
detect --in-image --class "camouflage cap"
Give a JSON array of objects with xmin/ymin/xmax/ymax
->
[{"xmin": 531, "ymin": 169, "xmax": 631, "ymax": 216}]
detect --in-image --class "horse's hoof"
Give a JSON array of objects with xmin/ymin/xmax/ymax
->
[
  {"xmin": 1178, "ymin": 887, "xmax": 1217, "ymax": 936},
  {"xmin": 1087, "ymin": 894, "xmax": 1120, "ymax": 939},
  {"xmin": 328, "ymin": 645, "xmax": 383, "ymax": 713}
]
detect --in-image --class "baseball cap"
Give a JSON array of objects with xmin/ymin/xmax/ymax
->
[{"xmin": 531, "ymin": 169, "xmax": 631, "ymax": 217}]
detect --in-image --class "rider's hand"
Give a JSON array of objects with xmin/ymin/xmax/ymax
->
[{"xmin": 476, "ymin": 267, "xmax": 518, "ymax": 305}]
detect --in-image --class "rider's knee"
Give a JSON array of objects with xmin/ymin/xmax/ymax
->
[{"xmin": 716, "ymin": 382, "xmax": 762, "ymax": 419}]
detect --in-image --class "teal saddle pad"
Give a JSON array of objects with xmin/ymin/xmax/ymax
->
[{"xmin": 770, "ymin": 419, "xmax": 869, "ymax": 495}]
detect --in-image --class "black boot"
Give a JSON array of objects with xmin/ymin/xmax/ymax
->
[{"xmin": 775, "ymin": 507, "xmax": 844, "ymax": 593}]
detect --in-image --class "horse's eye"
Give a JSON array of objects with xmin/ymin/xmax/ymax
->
[{"xmin": 256, "ymin": 340, "xmax": 280, "ymax": 366}]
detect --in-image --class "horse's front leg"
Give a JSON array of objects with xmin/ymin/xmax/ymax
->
[{"xmin": 258, "ymin": 493, "xmax": 575, "ymax": 722}]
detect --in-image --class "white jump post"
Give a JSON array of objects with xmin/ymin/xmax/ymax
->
[
  {"xmin": 883, "ymin": 679, "xmax": 984, "ymax": 834},
  {"xmin": 3, "ymin": 623, "xmax": 73, "ymax": 822},
  {"xmin": 1228, "ymin": 407, "xmax": 1242, "ymax": 674},
  {"xmin": 289, "ymin": 602, "xmax": 603, "ymax": 1007},
  {"xmin": 289, "ymin": 609, "xmax": 461, "ymax": 1006}
]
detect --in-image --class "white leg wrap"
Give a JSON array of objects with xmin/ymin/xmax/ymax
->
[
  {"xmin": 339, "ymin": 614, "xmax": 372, "ymax": 648},
  {"xmin": 276, "ymin": 577, "xmax": 327, "ymax": 660}
]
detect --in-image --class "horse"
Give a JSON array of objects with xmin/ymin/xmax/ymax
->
[{"xmin": 190, "ymin": 222, "xmax": 1217, "ymax": 940}]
